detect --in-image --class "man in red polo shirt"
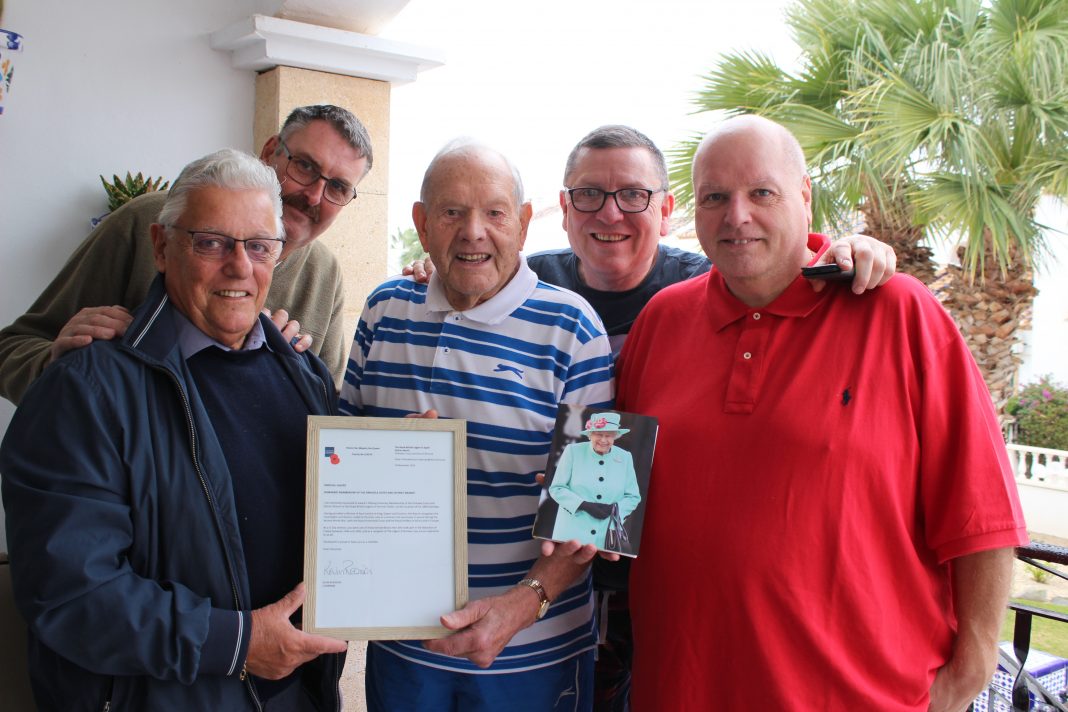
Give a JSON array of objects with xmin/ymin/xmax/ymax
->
[{"xmin": 616, "ymin": 115, "xmax": 1027, "ymax": 712}]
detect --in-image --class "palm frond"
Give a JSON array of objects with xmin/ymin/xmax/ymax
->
[{"xmin": 691, "ymin": 51, "xmax": 794, "ymax": 115}]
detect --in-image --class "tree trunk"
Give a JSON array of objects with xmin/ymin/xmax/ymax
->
[
  {"xmin": 930, "ymin": 238, "xmax": 1037, "ymax": 418},
  {"xmin": 858, "ymin": 193, "xmax": 938, "ymax": 284}
]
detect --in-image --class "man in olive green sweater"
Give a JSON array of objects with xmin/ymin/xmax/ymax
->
[{"xmin": 0, "ymin": 104, "xmax": 372, "ymax": 404}]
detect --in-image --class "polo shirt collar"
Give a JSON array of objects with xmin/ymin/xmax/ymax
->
[
  {"xmin": 705, "ymin": 233, "xmax": 832, "ymax": 331},
  {"xmin": 424, "ymin": 255, "xmax": 538, "ymax": 325},
  {"xmin": 173, "ymin": 309, "xmax": 269, "ymax": 359}
]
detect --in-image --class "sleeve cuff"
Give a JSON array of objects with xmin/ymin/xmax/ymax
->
[{"xmin": 199, "ymin": 608, "xmax": 252, "ymax": 677}]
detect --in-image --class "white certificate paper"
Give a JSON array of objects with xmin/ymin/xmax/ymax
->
[{"xmin": 304, "ymin": 416, "xmax": 468, "ymax": 640}]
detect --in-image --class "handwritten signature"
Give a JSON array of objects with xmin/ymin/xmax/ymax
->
[{"xmin": 322, "ymin": 560, "xmax": 373, "ymax": 576}]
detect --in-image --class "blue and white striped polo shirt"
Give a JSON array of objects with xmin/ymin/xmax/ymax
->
[{"xmin": 339, "ymin": 258, "xmax": 613, "ymax": 673}]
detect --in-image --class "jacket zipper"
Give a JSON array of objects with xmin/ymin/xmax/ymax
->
[
  {"xmin": 164, "ymin": 368, "xmax": 264, "ymax": 712},
  {"xmin": 129, "ymin": 300, "xmax": 332, "ymax": 711},
  {"xmin": 100, "ymin": 676, "xmax": 114, "ymax": 711}
]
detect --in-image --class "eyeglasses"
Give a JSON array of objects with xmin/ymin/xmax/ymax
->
[
  {"xmin": 167, "ymin": 226, "xmax": 286, "ymax": 263},
  {"xmin": 565, "ymin": 187, "xmax": 662, "ymax": 214},
  {"xmin": 279, "ymin": 139, "xmax": 358, "ymax": 206}
]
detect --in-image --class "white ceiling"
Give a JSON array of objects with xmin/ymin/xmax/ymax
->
[{"xmin": 255, "ymin": 0, "xmax": 411, "ymax": 35}]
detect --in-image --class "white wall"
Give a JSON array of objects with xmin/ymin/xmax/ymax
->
[
  {"xmin": 1018, "ymin": 199, "xmax": 1068, "ymax": 387},
  {"xmin": 0, "ymin": 0, "xmax": 261, "ymax": 551}
]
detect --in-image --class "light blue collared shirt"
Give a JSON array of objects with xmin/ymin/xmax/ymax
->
[{"xmin": 172, "ymin": 310, "xmax": 269, "ymax": 360}]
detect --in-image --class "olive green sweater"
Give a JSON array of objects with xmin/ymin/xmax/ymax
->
[{"xmin": 0, "ymin": 191, "xmax": 349, "ymax": 405}]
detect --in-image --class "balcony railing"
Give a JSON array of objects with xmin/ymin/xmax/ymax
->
[
  {"xmin": 1007, "ymin": 444, "xmax": 1068, "ymax": 489},
  {"xmin": 982, "ymin": 542, "xmax": 1068, "ymax": 710}
]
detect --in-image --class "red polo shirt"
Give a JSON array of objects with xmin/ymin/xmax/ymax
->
[{"xmin": 616, "ymin": 235, "xmax": 1026, "ymax": 711}]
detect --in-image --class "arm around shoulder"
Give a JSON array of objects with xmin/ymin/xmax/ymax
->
[{"xmin": 0, "ymin": 194, "xmax": 162, "ymax": 404}]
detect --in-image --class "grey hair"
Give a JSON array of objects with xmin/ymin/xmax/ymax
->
[
  {"xmin": 694, "ymin": 115, "xmax": 808, "ymax": 178},
  {"xmin": 157, "ymin": 149, "xmax": 284, "ymax": 239},
  {"xmin": 277, "ymin": 104, "xmax": 374, "ymax": 176},
  {"xmin": 563, "ymin": 125, "xmax": 668, "ymax": 190},
  {"xmin": 419, "ymin": 138, "xmax": 526, "ymax": 207}
]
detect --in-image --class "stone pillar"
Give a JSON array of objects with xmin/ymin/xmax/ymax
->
[{"xmin": 255, "ymin": 65, "xmax": 391, "ymax": 343}]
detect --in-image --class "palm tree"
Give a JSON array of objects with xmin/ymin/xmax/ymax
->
[{"xmin": 669, "ymin": 0, "xmax": 1068, "ymax": 411}]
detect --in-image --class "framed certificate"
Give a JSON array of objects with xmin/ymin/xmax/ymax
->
[{"xmin": 303, "ymin": 416, "xmax": 468, "ymax": 640}]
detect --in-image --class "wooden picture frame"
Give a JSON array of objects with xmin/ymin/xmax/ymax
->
[{"xmin": 304, "ymin": 416, "xmax": 468, "ymax": 640}]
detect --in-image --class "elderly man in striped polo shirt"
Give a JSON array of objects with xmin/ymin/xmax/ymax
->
[{"xmin": 339, "ymin": 140, "xmax": 613, "ymax": 711}]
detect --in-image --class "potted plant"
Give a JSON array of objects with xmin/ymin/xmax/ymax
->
[{"xmin": 91, "ymin": 172, "xmax": 170, "ymax": 227}]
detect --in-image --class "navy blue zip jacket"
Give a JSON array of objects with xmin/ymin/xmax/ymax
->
[{"xmin": 0, "ymin": 276, "xmax": 343, "ymax": 711}]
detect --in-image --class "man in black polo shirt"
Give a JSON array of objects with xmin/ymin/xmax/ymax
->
[{"xmin": 1, "ymin": 149, "xmax": 346, "ymax": 711}]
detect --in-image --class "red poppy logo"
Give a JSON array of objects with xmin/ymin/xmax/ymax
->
[{"xmin": 329, "ymin": 454, "xmax": 340, "ymax": 465}]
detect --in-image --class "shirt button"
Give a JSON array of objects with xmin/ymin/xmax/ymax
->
[
  {"xmin": 590, "ymin": 529, "xmax": 596, "ymax": 535},
  {"xmin": 443, "ymin": 347, "xmax": 450, "ymax": 353},
  {"xmin": 454, "ymin": 315, "xmax": 462, "ymax": 321},
  {"xmin": 743, "ymin": 352, "xmax": 752, "ymax": 360},
  {"xmin": 599, "ymin": 460, "xmax": 604, "ymax": 465},
  {"xmin": 596, "ymin": 495, "xmax": 602, "ymax": 500},
  {"xmin": 753, "ymin": 312, "xmax": 761, "ymax": 320},
  {"xmin": 598, "ymin": 477, "xmax": 604, "ymax": 482}
]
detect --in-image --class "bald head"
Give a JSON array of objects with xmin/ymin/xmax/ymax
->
[
  {"xmin": 412, "ymin": 140, "xmax": 533, "ymax": 312},
  {"xmin": 690, "ymin": 115, "xmax": 814, "ymax": 308},
  {"xmin": 694, "ymin": 115, "xmax": 807, "ymax": 182},
  {"xmin": 420, "ymin": 139, "xmax": 525, "ymax": 209}
]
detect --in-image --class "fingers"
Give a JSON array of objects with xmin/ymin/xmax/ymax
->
[
  {"xmin": 534, "ymin": 472, "xmax": 546, "ymax": 487},
  {"xmin": 264, "ymin": 310, "xmax": 314, "ymax": 352},
  {"xmin": 290, "ymin": 333, "xmax": 313, "ymax": 353},
  {"xmin": 246, "ymin": 583, "xmax": 346, "ymax": 679},
  {"xmin": 874, "ymin": 243, "xmax": 896, "ymax": 286},
  {"xmin": 412, "ymin": 257, "xmax": 434, "ymax": 285},
  {"xmin": 51, "ymin": 306, "xmax": 134, "ymax": 362},
  {"xmin": 541, "ymin": 537, "xmax": 604, "ymax": 563},
  {"xmin": 281, "ymin": 322, "xmax": 312, "ymax": 353},
  {"xmin": 423, "ymin": 596, "xmax": 518, "ymax": 668},
  {"xmin": 842, "ymin": 238, "xmax": 874, "ymax": 294},
  {"xmin": 51, "ymin": 334, "xmax": 95, "ymax": 360},
  {"xmin": 439, "ymin": 599, "xmax": 489, "ymax": 631},
  {"xmin": 267, "ymin": 308, "xmax": 291, "ymax": 331},
  {"xmin": 424, "ymin": 629, "xmax": 497, "ymax": 668},
  {"xmin": 279, "ymin": 582, "xmax": 306, "ymax": 617},
  {"xmin": 568, "ymin": 542, "xmax": 600, "ymax": 566},
  {"xmin": 546, "ymin": 538, "xmax": 599, "ymax": 566},
  {"xmin": 404, "ymin": 409, "xmax": 439, "ymax": 419},
  {"xmin": 303, "ymin": 632, "xmax": 349, "ymax": 655},
  {"xmin": 833, "ymin": 234, "xmax": 897, "ymax": 294},
  {"xmin": 404, "ymin": 257, "xmax": 434, "ymax": 284}
]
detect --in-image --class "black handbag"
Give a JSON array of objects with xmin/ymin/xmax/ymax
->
[{"xmin": 604, "ymin": 503, "xmax": 631, "ymax": 554}]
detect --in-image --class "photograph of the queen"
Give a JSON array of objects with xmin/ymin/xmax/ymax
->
[{"xmin": 549, "ymin": 412, "xmax": 642, "ymax": 552}]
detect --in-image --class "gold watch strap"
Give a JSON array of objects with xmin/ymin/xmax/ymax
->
[{"xmin": 517, "ymin": 578, "xmax": 551, "ymax": 619}]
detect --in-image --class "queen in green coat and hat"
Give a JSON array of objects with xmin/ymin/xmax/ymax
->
[{"xmin": 549, "ymin": 412, "xmax": 641, "ymax": 551}]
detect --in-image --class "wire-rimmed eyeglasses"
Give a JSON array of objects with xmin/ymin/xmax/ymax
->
[{"xmin": 167, "ymin": 225, "xmax": 286, "ymax": 264}]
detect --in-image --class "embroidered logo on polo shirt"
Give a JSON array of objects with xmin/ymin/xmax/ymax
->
[
  {"xmin": 841, "ymin": 387, "xmax": 852, "ymax": 406},
  {"xmin": 494, "ymin": 364, "xmax": 524, "ymax": 379}
]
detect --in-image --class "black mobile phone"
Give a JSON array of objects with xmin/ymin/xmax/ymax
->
[{"xmin": 801, "ymin": 264, "xmax": 856, "ymax": 282}]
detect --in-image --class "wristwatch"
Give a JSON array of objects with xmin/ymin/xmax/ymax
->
[{"xmin": 517, "ymin": 578, "xmax": 551, "ymax": 619}]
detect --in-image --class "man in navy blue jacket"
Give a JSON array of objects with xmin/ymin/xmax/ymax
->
[{"xmin": 0, "ymin": 149, "xmax": 346, "ymax": 711}]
